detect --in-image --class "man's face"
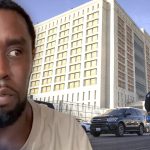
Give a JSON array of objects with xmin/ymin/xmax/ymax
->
[{"xmin": 0, "ymin": 10, "xmax": 33, "ymax": 127}]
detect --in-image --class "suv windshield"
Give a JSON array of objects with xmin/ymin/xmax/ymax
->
[{"xmin": 102, "ymin": 108, "xmax": 126, "ymax": 116}]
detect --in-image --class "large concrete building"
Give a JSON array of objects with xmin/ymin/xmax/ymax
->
[{"xmin": 28, "ymin": 0, "xmax": 150, "ymax": 109}]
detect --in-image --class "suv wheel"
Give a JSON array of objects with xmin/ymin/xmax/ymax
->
[
  {"xmin": 91, "ymin": 132, "xmax": 100, "ymax": 137},
  {"xmin": 137, "ymin": 124, "xmax": 144, "ymax": 136},
  {"xmin": 115, "ymin": 123, "xmax": 124, "ymax": 137}
]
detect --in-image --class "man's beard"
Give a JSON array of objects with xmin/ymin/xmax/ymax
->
[{"xmin": 0, "ymin": 98, "xmax": 27, "ymax": 128}]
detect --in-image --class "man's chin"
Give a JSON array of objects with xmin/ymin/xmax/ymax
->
[{"xmin": 0, "ymin": 100, "xmax": 27, "ymax": 128}]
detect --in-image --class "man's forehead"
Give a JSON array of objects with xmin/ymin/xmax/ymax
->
[{"xmin": 0, "ymin": 9, "xmax": 28, "ymax": 30}]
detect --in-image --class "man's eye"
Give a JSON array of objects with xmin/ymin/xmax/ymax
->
[{"xmin": 8, "ymin": 50, "xmax": 21, "ymax": 56}]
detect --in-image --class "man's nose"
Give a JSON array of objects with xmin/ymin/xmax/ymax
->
[{"xmin": 0, "ymin": 55, "xmax": 9, "ymax": 79}]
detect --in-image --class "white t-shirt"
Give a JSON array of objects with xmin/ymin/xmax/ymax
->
[{"xmin": 21, "ymin": 100, "xmax": 92, "ymax": 150}]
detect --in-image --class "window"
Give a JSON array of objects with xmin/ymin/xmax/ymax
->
[
  {"xmin": 69, "ymin": 72, "xmax": 80, "ymax": 80},
  {"xmin": 85, "ymin": 60, "xmax": 97, "ymax": 68},
  {"xmin": 84, "ymin": 78, "xmax": 97, "ymax": 86},
  {"xmin": 47, "ymin": 41, "xmax": 55, "ymax": 48},
  {"xmin": 31, "ymin": 73, "xmax": 40, "ymax": 80},
  {"xmin": 36, "ymin": 38, "xmax": 45, "ymax": 45},
  {"xmin": 42, "ymin": 78, "xmax": 52, "ymax": 85},
  {"xmin": 86, "ymin": 35, "xmax": 98, "ymax": 44},
  {"xmin": 56, "ymin": 59, "xmax": 67, "ymax": 67},
  {"xmin": 47, "ymin": 34, "xmax": 56, "ymax": 42},
  {"xmin": 48, "ymin": 28, "xmax": 57, "ymax": 35},
  {"xmin": 32, "ymin": 66, "xmax": 41, "ymax": 72},
  {"xmin": 58, "ymin": 44, "xmax": 68, "ymax": 52},
  {"xmin": 118, "ymin": 80, "xmax": 125, "ymax": 89},
  {"xmin": 85, "ymin": 51, "xmax": 97, "ymax": 60},
  {"xmin": 72, "ymin": 32, "xmax": 82, "ymax": 40},
  {"xmin": 44, "ymin": 63, "xmax": 53, "ymax": 70},
  {"xmin": 72, "ymin": 25, "xmax": 83, "ymax": 33},
  {"xmin": 88, "ymin": 91, "xmax": 90, "ymax": 100},
  {"xmin": 87, "ymin": 19, "xmax": 98, "ymax": 27},
  {"xmin": 73, "ymin": 17, "xmax": 83, "ymax": 26},
  {"xmin": 43, "ymin": 70, "xmax": 53, "ymax": 77},
  {"xmin": 60, "ymin": 23, "xmax": 70, "ymax": 30},
  {"xmin": 68, "ymin": 81, "xmax": 80, "ymax": 89},
  {"xmin": 37, "ymin": 32, "xmax": 46, "ymax": 39},
  {"xmin": 86, "ymin": 27, "xmax": 98, "ymax": 35},
  {"xmin": 45, "ymin": 55, "xmax": 54, "ymax": 62},
  {"xmin": 59, "ymin": 37, "xmax": 69, "ymax": 44},
  {"xmin": 87, "ymin": 12, "xmax": 99, "ymax": 20},
  {"xmin": 46, "ymin": 48, "xmax": 54, "ymax": 55},
  {"xmin": 31, "ymin": 80, "xmax": 39, "ymax": 87},
  {"xmin": 34, "ymin": 52, "xmax": 43, "ymax": 59},
  {"xmin": 56, "ymin": 67, "xmax": 66, "ymax": 75},
  {"xmin": 71, "ymin": 40, "xmax": 82, "ymax": 48},
  {"xmin": 33, "ymin": 59, "xmax": 42, "ymax": 66},
  {"xmin": 70, "ymin": 55, "xmax": 81, "ymax": 63},
  {"xmin": 54, "ymin": 83, "xmax": 65, "ymax": 91},
  {"xmin": 30, "ymin": 88, "xmax": 38, "ymax": 94},
  {"xmin": 70, "ymin": 64, "xmax": 81, "ymax": 72},
  {"xmin": 41, "ymin": 86, "xmax": 51, "ymax": 93},
  {"xmin": 55, "ymin": 75, "xmax": 65, "ymax": 82},
  {"xmin": 57, "ymin": 51, "xmax": 67, "ymax": 59},
  {"xmin": 71, "ymin": 47, "xmax": 82, "ymax": 55},
  {"xmin": 86, "ymin": 43, "xmax": 98, "ymax": 52},
  {"xmin": 59, "ymin": 30, "xmax": 69, "ymax": 37},
  {"xmin": 84, "ymin": 69, "xmax": 97, "ymax": 77}
]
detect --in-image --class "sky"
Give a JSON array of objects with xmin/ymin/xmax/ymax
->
[{"xmin": 15, "ymin": 0, "xmax": 150, "ymax": 34}]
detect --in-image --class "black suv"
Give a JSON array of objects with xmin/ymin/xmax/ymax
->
[{"xmin": 90, "ymin": 107, "xmax": 150, "ymax": 137}]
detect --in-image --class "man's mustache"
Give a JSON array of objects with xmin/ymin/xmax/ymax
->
[{"xmin": 0, "ymin": 80, "xmax": 17, "ymax": 94}]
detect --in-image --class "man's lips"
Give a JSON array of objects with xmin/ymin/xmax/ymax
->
[{"xmin": 0, "ymin": 87, "xmax": 15, "ymax": 96}]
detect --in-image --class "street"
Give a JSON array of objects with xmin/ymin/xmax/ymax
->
[{"xmin": 88, "ymin": 133, "xmax": 150, "ymax": 150}]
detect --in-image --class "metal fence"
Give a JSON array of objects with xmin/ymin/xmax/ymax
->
[{"xmin": 33, "ymin": 98, "xmax": 107, "ymax": 122}]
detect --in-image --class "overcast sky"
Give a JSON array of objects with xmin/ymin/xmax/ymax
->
[{"xmin": 15, "ymin": 0, "xmax": 150, "ymax": 34}]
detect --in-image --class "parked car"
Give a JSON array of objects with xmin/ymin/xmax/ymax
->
[
  {"xmin": 90, "ymin": 107, "xmax": 150, "ymax": 137},
  {"xmin": 81, "ymin": 122, "xmax": 91, "ymax": 132},
  {"xmin": 76, "ymin": 118, "xmax": 91, "ymax": 132}
]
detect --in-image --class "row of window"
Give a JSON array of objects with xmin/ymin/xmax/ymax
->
[
  {"xmin": 35, "ymin": 38, "xmax": 98, "ymax": 59},
  {"xmin": 36, "ymin": 3, "xmax": 100, "ymax": 32},
  {"xmin": 32, "ymin": 67, "xmax": 97, "ymax": 82},
  {"xmin": 30, "ymin": 76, "xmax": 97, "ymax": 90},
  {"xmin": 32, "ymin": 59, "xmax": 97, "ymax": 78},
  {"xmin": 37, "ymin": 22, "xmax": 98, "ymax": 44}
]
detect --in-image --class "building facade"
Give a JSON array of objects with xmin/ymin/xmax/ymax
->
[{"xmin": 28, "ymin": 0, "xmax": 150, "ymax": 109}]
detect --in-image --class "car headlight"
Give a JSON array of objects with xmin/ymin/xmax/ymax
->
[{"xmin": 107, "ymin": 117, "xmax": 118, "ymax": 122}]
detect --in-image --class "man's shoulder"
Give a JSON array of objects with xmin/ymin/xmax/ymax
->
[
  {"xmin": 28, "ymin": 100, "xmax": 92, "ymax": 150},
  {"xmin": 30, "ymin": 100, "xmax": 76, "ymax": 125}
]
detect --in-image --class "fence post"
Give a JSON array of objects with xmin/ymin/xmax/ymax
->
[{"xmin": 59, "ymin": 100, "xmax": 63, "ymax": 112}]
